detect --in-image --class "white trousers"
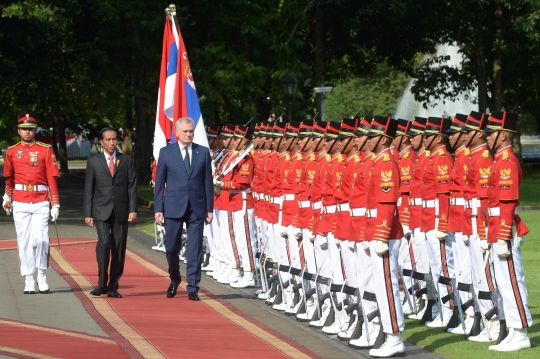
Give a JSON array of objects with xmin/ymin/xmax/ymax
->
[
  {"xmin": 449, "ymin": 231, "xmax": 473, "ymax": 315},
  {"xmin": 355, "ymin": 242, "xmax": 378, "ymax": 319},
  {"xmin": 13, "ymin": 201, "xmax": 50, "ymax": 276},
  {"xmin": 230, "ymin": 209, "xmax": 257, "ymax": 271},
  {"xmin": 425, "ymin": 230, "xmax": 451, "ymax": 308},
  {"xmin": 370, "ymin": 239, "xmax": 405, "ymax": 333},
  {"xmin": 327, "ymin": 233, "xmax": 345, "ymax": 302},
  {"xmin": 302, "ymin": 228, "xmax": 317, "ymax": 274},
  {"xmin": 410, "ymin": 228, "xmax": 429, "ymax": 290},
  {"xmin": 339, "ymin": 239, "xmax": 358, "ymax": 288},
  {"xmin": 218, "ymin": 209, "xmax": 235, "ymax": 267},
  {"xmin": 468, "ymin": 234, "xmax": 496, "ymax": 315},
  {"xmin": 212, "ymin": 209, "xmax": 226, "ymax": 263},
  {"xmin": 271, "ymin": 223, "xmax": 290, "ymax": 282},
  {"xmin": 492, "ymin": 238, "xmax": 533, "ymax": 329}
]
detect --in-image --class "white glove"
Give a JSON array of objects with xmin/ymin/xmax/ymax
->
[
  {"xmin": 309, "ymin": 235, "xmax": 315, "ymax": 243},
  {"xmin": 334, "ymin": 236, "xmax": 340, "ymax": 247},
  {"xmin": 50, "ymin": 205, "xmax": 60, "ymax": 221},
  {"xmin": 435, "ymin": 230, "xmax": 449, "ymax": 240},
  {"xmin": 463, "ymin": 235, "xmax": 469, "ymax": 246},
  {"xmin": 213, "ymin": 179, "xmax": 223, "ymax": 187},
  {"xmin": 280, "ymin": 225, "xmax": 288, "ymax": 238},
  {"xmin": 2, "ymin": 194, "xmax": 12, "ymax": 215},
  {"xmin": 157, "ymin": 224, "xmax": 166, "ymax": 238},
  {"xmin": 361, "ymin": 241, "xmax": 370, "ymax": 252},
  {"xmin": 293, "ymin": 228, "xmax": 302, "ymax": 240},
  {"xmin": 497, "ymin": 239, "xmax": 511, "ymax": 258},
  {"xmin": 149, "ymin": 180, "xmax": 155, "ymax": 187},
  {"xmin": 402, "ymin": 224, "xmax": 411, "ymax": 237},
  {"xmin": 480, "ymin": 239, "xmax": 489, "ymax": 254},
  {"xmin": 375, "ymin": 240, "xmax": 389, "ymax": 255},
  {"xmin": 317, "ymin": 235, "xmax": 328, "ymax": 250},
  {"xmin": 340, "ymin": 239, "xmax": 349, "ymax": 249},
  {"xmin": 348, "ymin": 241, "xmax": 356, "ymax": 251}
]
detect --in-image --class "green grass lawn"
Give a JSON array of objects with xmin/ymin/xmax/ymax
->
[
  {"xmin": 520, "ymin": 168, "xmax": 540, "ymax": 206},
  {"xmin": 402, "ymin": 210, "xmax": 540, "ymax": 358},
  {"xmin": 138, "ymin": 185, "xmax": 154, "ymax": 202}
]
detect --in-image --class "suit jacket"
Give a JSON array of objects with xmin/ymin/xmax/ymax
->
[
  {"xmin": 154, "ymin": 142, "xmax": 213, "ymax": 219},
  {"xmin": 83, "ymin": 152, "xmax": 138, "ymax": 221}
]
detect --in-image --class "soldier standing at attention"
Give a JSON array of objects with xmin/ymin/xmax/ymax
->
[{"xmin": 3, "ymin": 113, "xmax": 60, "ymax": 294}]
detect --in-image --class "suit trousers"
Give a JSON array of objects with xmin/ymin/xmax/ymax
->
[
  {"xmin": 95, "ymin": 211, "xmax": 128, "ymax": 291},
  {"xmin": 164, "ymin": 203, "xmax": 205, "ymax": 293}
]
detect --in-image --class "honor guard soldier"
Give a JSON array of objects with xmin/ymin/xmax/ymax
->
[
  {"xmin": 419, "ymin": 117, "xmax": 455, "ymax": 329},
  {"xmin": 364, "ymin": 116, "xmax": 405, "ymax": 357},
  {"xmin": 461, "ymin": 112, "xmax": 499, "ymax": 342},
  {"xmin": 484, "ymin": 111, "xmax": 532, "ymax": 352},
  {"xmin": 3, "ymin": 113, "xmax": 60, "ymax": 294},
  {"xmin": 405, "ymin": 117, "xmax": 431, "ymax": 321},
  {"xmin": 445, "ymin": 114, "xmax": 475, "ymax": 334},
  {"xmin": 392, "ymin": 119, "xmax": 417, "ymax": 315}
]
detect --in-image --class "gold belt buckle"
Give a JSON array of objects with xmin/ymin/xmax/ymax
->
[{"xmin": 27, "ymin": 184, "xmax": 33, "ymax": 191}]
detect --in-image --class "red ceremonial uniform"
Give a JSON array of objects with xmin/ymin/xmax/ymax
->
[
  {"xmin": 396, "ymin": 145, "xmax": 416, "ymax": 226},
  {"xmin": 264, "ymin": 151, "xmax": 281, "ymax": 224},
  {"xmin": 420, "ymin": 146, "xmax": 453, "ymax": 232},
  {"xmin": 447, "ymin": 146, "xmax": 468, "ymax": 232},
  {"xmin": 3, "ymin": 141, "xmax": 60, "ymax": 205},
  {"xmin": 310, "ymin": 151, "xmax": 330, "ymax": 235},
  {"xmin": 486, "ymin": 146, "xmax": 528, "ymax": 243},
  {"xmin": 281, "ymin": 151, "xmax": 303, "ymax": 226},
  {"xmin": 294, "ymin": 152, "xmax": 317, "ymax": 229},
  {"xmin": 408, "ymin": 149, "xmax": 428, "ymax": 229},
  {"xmin": 462, "ymin": 143, "xmax": 492, "ymax": 238},
  {"xmin": 223, "ymin": 155, "xmax": 254, "ymax": 211},
  {"xmin": 214, "ymin": 151, "xmax": 236, "ymax": 211},
  {"xmin": 318, "ymin": 153, "xmax": 346, "ymax": 234},
  {"xmin": 348, "ymin": 152, "xmax": 373, "ymax": 241},
  {"xmin": 253, "ymin": 149, "xmax": 270, "ymax": 218},
  {"xmin": 364, "ymin": 148, "xmax": 403, "ymax": 241},
  {"xmin": 334, "ymin": 152, "xmax": 361, "ymax": 239}
]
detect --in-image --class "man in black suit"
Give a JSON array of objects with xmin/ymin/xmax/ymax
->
[
  {"xmin": 84, "ymin": 128, "xmax": 138, "ymax": 298},
  {"xmin": 154, "ymin": 117, "xmax": 213, "ymax": 301}
]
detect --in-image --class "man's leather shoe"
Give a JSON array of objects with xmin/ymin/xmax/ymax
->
[
  {"xmin": 188, "ymin": 292, "xmax": 200, "ymax": 301},
  {"xmin": 167, "ymin": 282, "xmax": 180, "ymax": 298},
  {"xmin": 90, "ymin": 287, "xmax": 107, "ymax": 296},
  {"xmin": 107, "ymin": 290, "xmax": 123, "ymax": 298}
]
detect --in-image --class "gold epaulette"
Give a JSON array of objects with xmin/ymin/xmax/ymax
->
[
  {"xmin": 355, "ymin": 155, "xmax": 362, "ymax": 163},
  {"xmin": 234, "ymin": 151, "xmax": 240, "ymax": 155},
  {"xmin": 337, "ymin": 154, "xmax": 344, "ymax": 162},
  {"xmin": 464, "ymin": 148, "xmax": 471, "ymax": 156},
  {"xmin": 286, "ymin": 153, "xmax": 291, "ymax": 161},
  {"xmin": 7, "ymin": 143, "xmax": 18, "ymax": 150},
  {"xmin": 310, "ymin": 153, "xmax": 316, "ymax": 161},
  {"xmin": 402, "ymin": 151, "xmax": 410, "ymax": 159},
  {"xmin": 481, "ymin": 149, "xmax": 490, "ymax": 158},
  {"xmin": 425, "ymin": 150, "xmax": 431, "ymax": 157},
  {"xmin": 438, "ymin": 149, "xmax": 444, "ymax": 156},
  {"xmin": 383, "ymin": 153, "xmax": 390, "ymax": 162},
  {"xmin": 325, "ymin": 154, "xmax": 331, "ymax": 162},
  {"xmin": 502, "ymin": 150, "xmax": 509, "ymax": 161},
  {"xmin": 296, "ymin": 153, "xmax": 303, "ymax": 160},
  {"xmin": 367, "ymin": 153, "xmax": 375, "ymax": 160},
  {"xmin": 36, "ymin": 141, "xmax": 51, "ymax": 147}
]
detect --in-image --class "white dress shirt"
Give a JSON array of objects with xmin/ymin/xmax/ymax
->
[{"xmin": 104, "ymin": 151, "xmax": 117, "ymax": 166}]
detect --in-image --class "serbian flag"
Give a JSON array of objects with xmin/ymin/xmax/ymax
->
[{"xmin": 154, "ymin": 16, "xmax": 208, "ymax": 162}]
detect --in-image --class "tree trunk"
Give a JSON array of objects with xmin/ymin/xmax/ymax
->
[
  {"xmin": 473, "ymin": 22, "xmax": 488, "ymax": 112},
  {"xmin": 314, "ymin": 2, "xmax": 323, "ymax": 117},
  {"xmin": 55, "ymin": 115, "xmax": 69, "ymax": 174},
  {"xmin": 493, "ymin": 4, "xmax": 504, "ymax": 111}
]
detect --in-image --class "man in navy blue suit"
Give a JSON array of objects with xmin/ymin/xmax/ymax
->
[{"xmin": 154, "ymin": 117, "xmax": 214, "ymax": 301}]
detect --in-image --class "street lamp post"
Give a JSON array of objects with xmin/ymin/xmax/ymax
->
[
  {"xmin": 282, "ymin": 72, "xmax": 298, "ymax": 122},
  {"xmin": 313, "ymin": 86, "xmax": 333, "ymax": 122}
]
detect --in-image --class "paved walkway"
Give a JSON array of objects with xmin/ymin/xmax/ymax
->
[{"xmin": 0, "ymin": 170, "xmax": 440, "ymax": 358}]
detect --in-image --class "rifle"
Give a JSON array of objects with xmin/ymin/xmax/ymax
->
[
  {"xmin": 216, "ymin": 141, "xmax": 254, "ymax": 180},
  {"xmin": 350, "ymin": 107, "xmax": 363, "ymax": 119}
]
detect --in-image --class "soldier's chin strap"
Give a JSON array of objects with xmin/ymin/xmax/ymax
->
[
  {"xmin": 426, "ymin": 134, "xmax": 438, "ymax": 152},
  {"xmin": 300, "ymin": 137, "xmax": 309, "ymax": 152},
  {"xmin": 398, "ymin": 135, "xmax": 404, "ymax": 151},
  {"xmin": 313, "ymin": 138, "xmax": 323, "ymax": 153},
  {"xmin": 490, "ymin": 131, "xmax": 502, "ymax": 153},
  {"xmin": 452, "ymin": 132, "xmax": 464, "ymax": 150},
  {"xmin": 358, "ymin": 136, "xmax": 367, "ymax": 152},
  {"xmin": 465, "ymin": 130, "xmax": 477, "ymax": 148},
  {"xmin": 372, "ymin": 135, "xmax": 383, "ymax": 154},
  {"xmin": 342, "ymin": 137, "xmax": 353, "ymax": 153}
]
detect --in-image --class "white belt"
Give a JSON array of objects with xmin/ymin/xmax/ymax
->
[
  {"xmin": 323, "ymin": 205, "xmax": 337, "ymax": 214},
  {"xmin": 252, "ymin": 191, "xmax": 258, "ymax": 198},
  {"xmin": 312, "ymin": 201, "xmax": 322, "ymax": 210},
  {"xmin": 298, "ymin": 200, "xmax": 311, "ymax": 209},
  {"xmin": 397, "ymin": 197, "xmax": 402, "ymax": 207},
  {"xmin": 409, "ymin": 198, "xmax": 422, "ymax": 206},
  {"xmin": 264, "ymin": 194, "xmax": 271, "ymax": 202},
  {"xmin": 282, "ymin": 193, "xmax": 295, "ymax": 201},
  {"xmin": 269, "ymin": 196, "xmax": 283, "ymax": 204},
  {"xmin": 464, "ymin": 199, "xmax": 481, "ymax": 209},
  {"xmin": 422, "ymin": 200, "xmax": 436, "ymax": 208},
  {"xmin": 231, "ymin": 189, "xmax": 251, "ymax": 194},
  {"xmin": 14, "ymin": 184, "xmax": 48, "ymax": 192},
  {"xmin": 488, "ymin": 207, "xmax": 500, "ymax": 216},
  {"xmin": 450, "ymin": 197, "xmax": 465, "ymax": 206},
  {"xmin": 366, "ymin": 208, "xmax": 378, "ymax": 218},
  {"xmin": 350, "ymin": 207, "xmax": 366, "ymax": 217},
  {"xmin": 337, "ymin": 203, "xmax": 350, "ymax": 212}
]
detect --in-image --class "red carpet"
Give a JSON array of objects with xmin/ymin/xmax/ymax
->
[
  {"xmin": 0, "ymin": 318, "xmax": 128, "ymax": 358},
  {"xmin": 47, "ymin": 242, "xmax": 318, "ymax": 359}
]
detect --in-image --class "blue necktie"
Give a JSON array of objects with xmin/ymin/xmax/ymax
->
[{"xmin": 184, "ymin": 147, "xmax": 190, "ymax": 172}]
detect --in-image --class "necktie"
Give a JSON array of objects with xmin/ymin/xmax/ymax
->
[
  {"xmin": 184, "ymin": 147, "xmax": 190, "ymax": 173},
  {"xmin": 109, "ymin": 156, "xmax": 115, "ymax": 176}
]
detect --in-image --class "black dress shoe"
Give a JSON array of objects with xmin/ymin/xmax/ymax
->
[
  {"xmin": 107, "ymin": 290, "xmax": 123, "ymax": 298},
  {"xmin": 90, "ymin": 287, "xmax": 107, "ymax": 296},
  {"xmin": 167, "ymin": 282, "xmax": 180, "ymax": 298},
  {"xmin": 188, "ymin": 292, "xmax": 200, "ymax": 301}
]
